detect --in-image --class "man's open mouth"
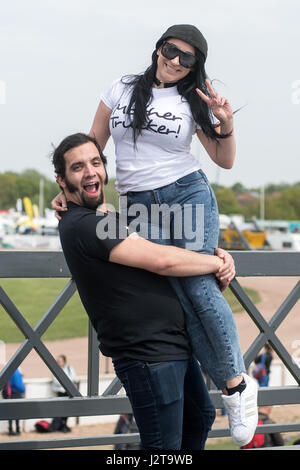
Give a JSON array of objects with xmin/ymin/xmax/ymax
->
[{"xmin": 83, "ymin": 182, "xmax": 100, "ymax": 195}]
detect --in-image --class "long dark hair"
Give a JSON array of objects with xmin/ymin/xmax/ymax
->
[{"xmin": 122, "ymin": 41, "xmax": 232, "ymax": 144}]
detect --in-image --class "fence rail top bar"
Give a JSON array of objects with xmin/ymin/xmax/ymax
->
[
  {"xmin": 0, "ymin": 250, "xmax": 300, "ymax": 278},
  {"xmin": 0, "ymin": 387, "xmax": 299, "ymax": 421}
]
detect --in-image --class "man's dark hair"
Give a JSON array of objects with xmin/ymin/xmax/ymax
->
[{"xmin": 51, "ymin": 133, "xmax": 108, "ymax": 181}]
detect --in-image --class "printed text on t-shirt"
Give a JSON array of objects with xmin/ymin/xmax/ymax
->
[{"xmin": 111, "ymin": 103, "xmax": 182, "ymax": 138}]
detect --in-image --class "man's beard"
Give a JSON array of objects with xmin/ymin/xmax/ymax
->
[{"xmin": 65, "ymin": 176, "xmax": 104, "ymax": 210}]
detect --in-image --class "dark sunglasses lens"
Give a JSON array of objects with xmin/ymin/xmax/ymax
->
[
  {"xmin": 180, "ymin": 54, "xmax": 196, "ymax": 68},
  {"xmin": 161, "ymin": 42, "xmax": 178, "ymax": 60},
  {"xmin": 161, "ymin": 42, "xmax": 196, "ymax": 69}
]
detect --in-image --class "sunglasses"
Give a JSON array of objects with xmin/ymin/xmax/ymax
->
[{"xmin": 161, "ymin": 41, "xmax": 197, "ymax": 69}]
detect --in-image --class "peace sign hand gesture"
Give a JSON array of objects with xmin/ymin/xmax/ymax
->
[{"xmin": 196, "ymin": 79, "xmax": 233, "ymax": 127}]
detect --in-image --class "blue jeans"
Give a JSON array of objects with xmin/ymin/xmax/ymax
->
[
  {"xmin": 124, "ymin": 170, "xmax": 245, "ymax": 389},
  {"xmin": 113, "ymin": 356, "xmax": 216, "ymax": 450}
]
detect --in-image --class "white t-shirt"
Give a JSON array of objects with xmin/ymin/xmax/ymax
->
[{"xmin": 101, "ymin": 77, "xmax": 215, "ymax": 195}]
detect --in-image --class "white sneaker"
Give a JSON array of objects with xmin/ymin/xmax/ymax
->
[{"xmin": 222, "ymin": 373, "xmax": 258, "ymax": 446}]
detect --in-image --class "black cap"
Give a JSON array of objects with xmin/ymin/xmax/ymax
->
[{"xmin": 156, "ymin": 24, "xmax": 208, "ymax": 61}]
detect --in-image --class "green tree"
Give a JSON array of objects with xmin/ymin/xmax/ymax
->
[
  {"xmin": 0, "ymin": 172, "xmax": 18, "ymax": 209},
  {"xmin": 239, "ymin": 199, "xmax": 260, "ymax": 220},
  {"xmin": 231, "ymin": 182, "xmax": 246, "ymax": 195},
  {"xmin": 265, "ymin": 187, "xmax": 300, "ymax": 220},
  {"xmin": 44, "ymin": 181, "xmax": 62, "ymax": 211},
  {"xmin": 15, "ymin": 176, "xmax": 39, "ymax": 202},
  {"xmin": 264, "ymin": 183, "xmax": 290, "ymax": 195},
  {"xmin": 104, "ymin": 178, "xmax": 119, "ymax": 210},
  {"xmin": 215, "ymin": 188, "xmax": 242, "ymax": 214}
]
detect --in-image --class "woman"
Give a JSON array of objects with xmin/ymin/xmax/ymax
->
[{"xmin": 53, "ymin": 24, "xmax": 257, "ymax": 446}]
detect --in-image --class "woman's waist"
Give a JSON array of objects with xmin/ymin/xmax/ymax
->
[{"xmin": 116, "ymin": 163, "xmax": 201, "ymax": 195}]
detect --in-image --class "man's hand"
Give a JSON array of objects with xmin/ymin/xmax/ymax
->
[{"xmin": 214, "ymin": 247, "xmax": 236, "ymax": 292}]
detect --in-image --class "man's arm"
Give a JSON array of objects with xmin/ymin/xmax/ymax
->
[{"xmin": 109, "ymin": 232, "xmax": 231, "ymax": 279}]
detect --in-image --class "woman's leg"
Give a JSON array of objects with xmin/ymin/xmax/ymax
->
[
  {"xmin": 155, "ymin": 171, "xmax": 258, "ymax": 446},
  {"xmin": 125, "ymin": 173, "xmax": 245, "ymax": 390},
  {"xmin": 159, "ymin": 170, "xmax": 245, "ymax": 387},
  {"xmin": 125, "ymin": 171, "xmax": 257, "ymax": 446}
]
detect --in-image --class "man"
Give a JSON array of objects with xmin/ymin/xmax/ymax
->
[{"xmin": 52, "ymin": 132, "xmax": 236, "ymax": 450}]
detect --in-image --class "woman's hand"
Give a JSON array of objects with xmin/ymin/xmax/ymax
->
[
  {"xmin": 51, "ymin": 191, "xmax": 68, "ymax": 221},
  {"xmin": 196, "ymin": 79, "xmax": 233, "ymax": 130},
  {"xmin": 215, "ymin": 247, "xmax": 236, "ymax": 292}
]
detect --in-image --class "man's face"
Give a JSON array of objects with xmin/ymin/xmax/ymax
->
[{"xmin": 57, "ymin": 142, "xmax": 107, "ymax": 209}]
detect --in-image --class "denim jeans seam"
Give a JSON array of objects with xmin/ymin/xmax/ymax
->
[
  {"xmin": 199, "ymin": 277, "xmax": 236, "ymax": 370},
  {"xmin": 202, "ymin": 186, "xmax": 216, "ymax": 249},
  {"xmin": 175, "ymin": 177, "xmax": 205, "ymax": 187},
  {"xmin": 206, "ymin": 303, "xmax": 234, "ymax": 360},
  {"xmin": 175, "ymin": 170, "xmax": 205, "ymax": 187},
  {"xmin": 145, "ymin": 361, "xmax": 164, "ymax": 368},
  {"xmin": 143, "ymin": 364, "xmax": 165, "ymax": 446}
]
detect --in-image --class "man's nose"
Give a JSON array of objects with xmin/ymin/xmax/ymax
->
[{"xmin": 84, "ymin": 164, "xmax": 96, "ymax": 177}]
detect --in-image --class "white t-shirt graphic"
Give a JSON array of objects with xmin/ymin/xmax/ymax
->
[{"xmin": 101, "ymin": 77, "xmax": 216, "ymax": 195}]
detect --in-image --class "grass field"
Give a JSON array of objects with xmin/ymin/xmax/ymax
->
[
  {"xmin": 0, "ymin": 278, "xmax": 260, "ymax": 343},
  {"xmin": 0, "ymin": 279, "xmax": 88, "ymax": 343}
]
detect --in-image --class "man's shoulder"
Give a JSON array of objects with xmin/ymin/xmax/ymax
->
[
  {"xmin": 59, "ymin": 203, "xmax": 116, "ymax": 229},
  {"xmin": 59, "ymin": 203, "xmax": 125, "ymax": 252},
  {"xmin": 59, "ymin": 203, "xmax": 97, "ymax": 242}
]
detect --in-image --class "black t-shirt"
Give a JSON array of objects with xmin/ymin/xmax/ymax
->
[{"xmin": 58, "ymin": 202, "xmax": 191, "ymax": 361}]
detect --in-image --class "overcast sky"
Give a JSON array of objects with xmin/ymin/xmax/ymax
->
[{"xmin": 0, "ymin": 0, "xmax": 299, "ymax": 189}]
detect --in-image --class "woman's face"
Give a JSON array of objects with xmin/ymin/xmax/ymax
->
[{"xmin": 156, "ymin": 37, "xmax": 195, "ymax": 83}]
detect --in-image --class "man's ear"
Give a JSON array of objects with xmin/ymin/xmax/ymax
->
[{"xmin": 56, "ymin": 174, "xmax": 66, "ymax": 189}]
